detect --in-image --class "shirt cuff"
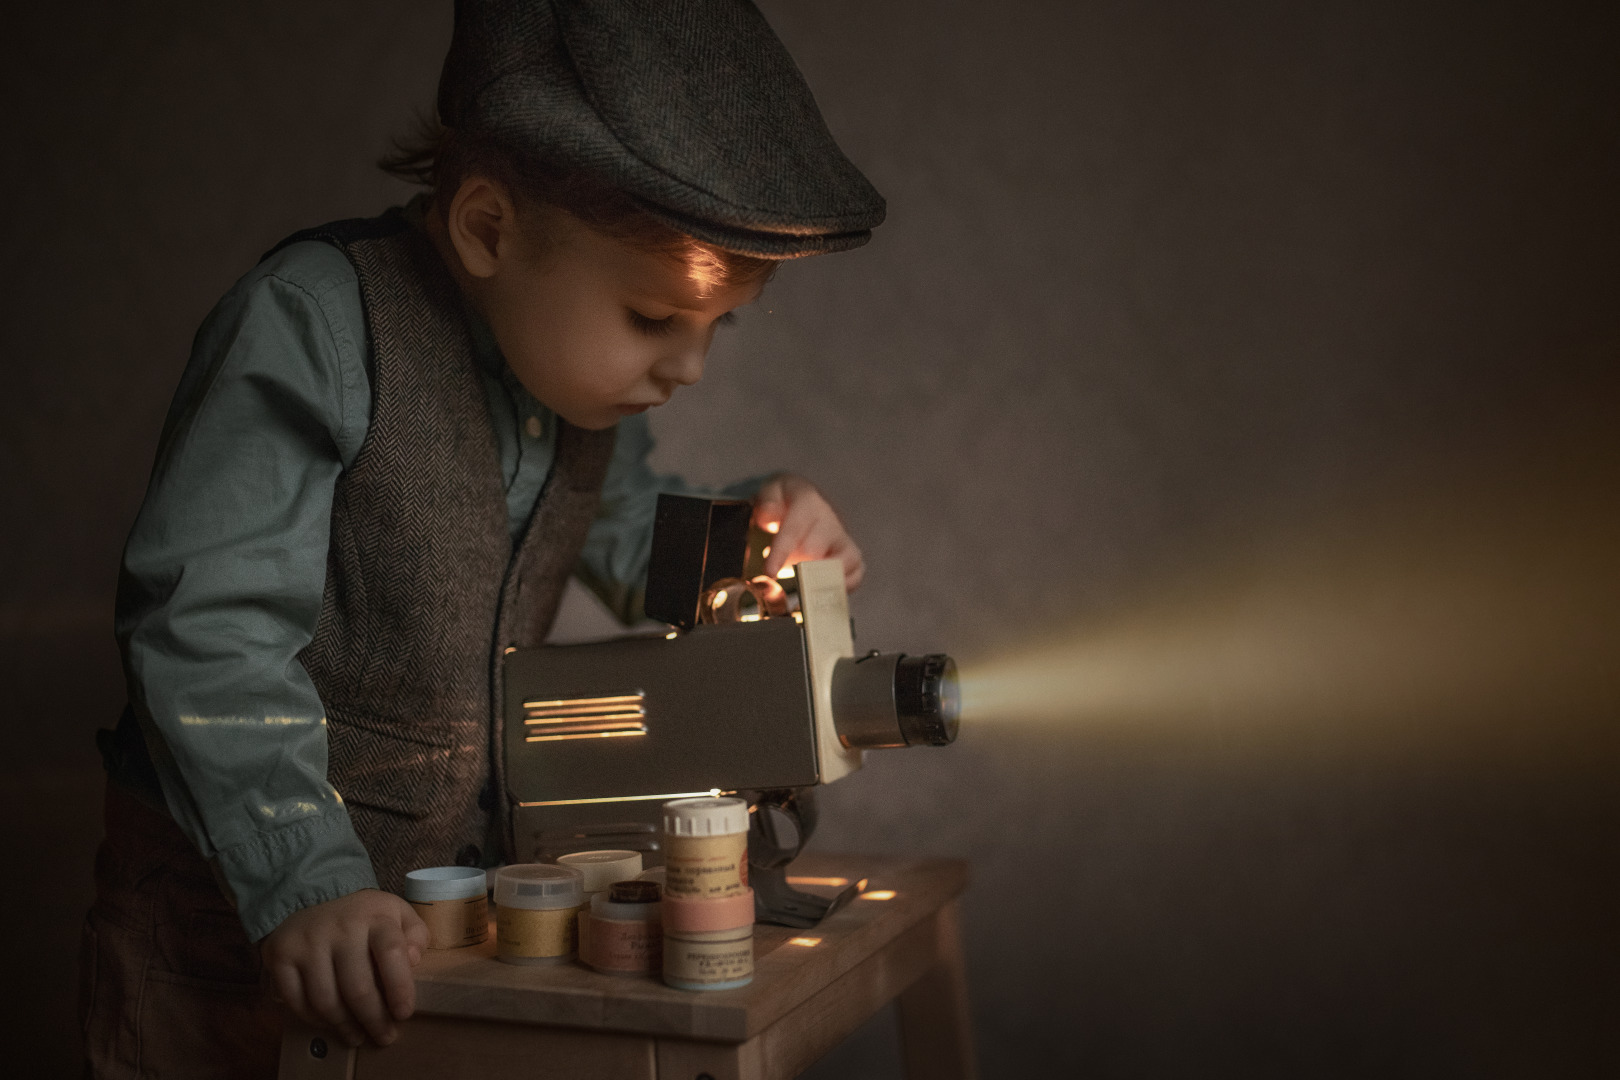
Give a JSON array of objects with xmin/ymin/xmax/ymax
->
[{"xmin": 216, "ymin": 805, "xmax": 379, "ymax": 942}]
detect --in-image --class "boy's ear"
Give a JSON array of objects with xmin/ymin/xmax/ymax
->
[{"xmin": 444, "ymin": 176, "xmax": 514, "ymax": 280}]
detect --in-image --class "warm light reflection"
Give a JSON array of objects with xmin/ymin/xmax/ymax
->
[
  {"xmin": 522, "ymin": 693, "xmax": 646, "ymax": 740},
  {"xmin": 517, "ymin": 789, "xmax": 721, "ymax": 808},
  {"xmin": 525, "ymin": 694, "xmax": 643, "ymax": 711},
  {"xmin": 786, "ymin": 876, "xmax": 850, "ymax": 887},
  {"xmin": 777, "ymin": 565, "xmax": 796, "ymax": 579},
  {"xmin": 711, "ymin": 590, "xmax": 729, "ymax": 609},
  {"xmin": 525, "ymin": 728, "xmax": 646, "ymax": 743},
  {"xmin": 764, "ymin": 521, "xmax": 781, "ymax": 535},
  {"xmin": 787, "ymin": 937, "xmax": 822, "ymax": 947},
  {"xmin": 858, "ymin": 890, "xmax": 896, "ymax": 901}
]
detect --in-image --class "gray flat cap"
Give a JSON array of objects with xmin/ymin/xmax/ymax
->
[{"xmin": 438, "ymin": 0, "xmax": 886, "ymax": 257}]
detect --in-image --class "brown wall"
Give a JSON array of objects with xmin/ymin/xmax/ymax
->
[{"xmin": 3, "ymin": 1, "xmax": 1615, "ymax": 1075}]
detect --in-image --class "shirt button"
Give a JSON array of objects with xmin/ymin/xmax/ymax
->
[{"xmin": 525, "ymin": 415, "xmax": 543, "ymax": 439}]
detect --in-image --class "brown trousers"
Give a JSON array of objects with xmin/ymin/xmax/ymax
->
[{"xmin": 79, "ymin": 781, "xmax": 281, "ymax": 1078}]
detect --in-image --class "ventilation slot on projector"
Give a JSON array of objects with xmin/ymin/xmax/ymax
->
[{"xmin": 522, "ymin": 693, "xmax": 647, "ymax": 742}]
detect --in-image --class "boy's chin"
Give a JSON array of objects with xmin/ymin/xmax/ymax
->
[{"xmin": 556, "ymin": 405, "xmax": 628, "ymax": 431}]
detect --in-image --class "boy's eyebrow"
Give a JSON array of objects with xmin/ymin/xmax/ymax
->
[{"xmin": 635, "ymin": 282, "xmax": 765, "ymax": 313}]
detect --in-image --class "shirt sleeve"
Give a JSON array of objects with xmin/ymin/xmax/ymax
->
[
  {"xmin": 115, "ymin": 242, "xmax": 378, "ymax": 942},
  {"xmin": 574, "ymin": 413, "xmax": 768, "ymax": 625}
]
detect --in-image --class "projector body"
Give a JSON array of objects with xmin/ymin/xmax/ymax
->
[
  {"xmin": 503, "ymin": 556, "xmax": 862, "ymax": 860},
  {"xmin": 500, "ymin": 495, "xmax": 958, "ymax": 924}
]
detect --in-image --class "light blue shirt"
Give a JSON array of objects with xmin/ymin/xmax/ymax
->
[{"xmin": 113, "ymin": 233, "xmax": 753, "ymax": 940}]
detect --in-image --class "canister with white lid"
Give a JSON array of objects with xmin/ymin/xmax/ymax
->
[
  {"xmin": 662, "ymin": 887, "xmax": 755, "ymax": 991},
  {"xmin": 557, "ymin": 850, "xmax": 643, "ymax": 962},
  {"xmin": 556, "ymin": 850, "xmax": 644, "ymax": 896},
  {"xmin": 585, "ymin": 879, "xmax": 663, "ymax": 975},
  {"xmin": 662, "ymin": 797, "xmax": 750, "ymax": 899},
  {"xmin": 494, "ymin": 864, "xmax": 584, "ymax": 965},
  {"xmin": 403, "ymin": 866, "xmax": 488, "ymax": 950}
]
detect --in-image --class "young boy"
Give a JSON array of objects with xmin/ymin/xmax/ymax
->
[{"xmin": 81, "ymin": 2, "xmax": 882, "ymax": 1074}]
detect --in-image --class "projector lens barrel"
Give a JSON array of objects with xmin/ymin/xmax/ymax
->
[
  {"xmin": 832, "ymin": 652, "xmax": 960, "ymax": 749},
  {"xmin": 895, "ymin": 653, "xmax": 960, "ymax": 747}
]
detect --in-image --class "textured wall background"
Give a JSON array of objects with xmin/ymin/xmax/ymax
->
[{"xmin": 2, "ymin": 1, "xmax": 1615, "ymax": 1075}]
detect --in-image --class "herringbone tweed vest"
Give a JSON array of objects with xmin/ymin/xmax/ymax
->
[{"xmin": 270, "ymin": 211, "xmax": 615, "ymax": 893}]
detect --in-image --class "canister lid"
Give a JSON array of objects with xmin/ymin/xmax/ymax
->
[
  {"xmin": 663, "ymin": 796, "xmax": 749, "ymax": 837},
  {"xmin": 662, "ymin": 888, "xmax": 756, "ymax": 932},
  {"xmin": 403, "ymin": 865, "xmax": 487, "ymax": 903},
  {"xmin": 494, "ymin": 863, "xmax": 584, "ymax": 910},
  {"xmin": 592, "ymin": 881, "xmax": 663, "ymax": 922},
  {"xmin": 556, "ymin": 850, "xmax": 644, "ymax": 893},
  {"xmin": 611, "ymin": 880, "xmax": 661, "ymax": 903},
  {"xmin": 637, "ymin": 866, "xmax": 668, "ymax": 888}
]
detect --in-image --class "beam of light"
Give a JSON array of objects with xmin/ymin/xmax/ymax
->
[{"xmin": 955, "ymin": 437, "xmax": 1619, "ymax": 758}]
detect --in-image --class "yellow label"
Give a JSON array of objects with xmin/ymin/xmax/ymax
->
[
  {"xmin": 409, "ymin": 895, "xmax": 488, "ymax": 950},
  {"xmin": 664, "ymin": 832, "xmax": 749, "ymax": 899},
  {"xmin": 497, "ymin": 904, "xmax": 581, "ymax": 960}
]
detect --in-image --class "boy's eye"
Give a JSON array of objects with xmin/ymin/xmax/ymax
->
[{"xmin": 628, "ymin": 309, "xmax": 677, "ymax": 336}]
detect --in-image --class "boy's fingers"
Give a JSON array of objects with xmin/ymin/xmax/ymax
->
[
  {"xmin": 300, "ymin": 956, "xmax": 366, "ymax": 1049},
  {"xmin": 788, "ymin": 515, "xmax": 846, "ymax": 570},
  {"xmin": 403, "ymin": 912, "xmax": 431, "ymax": 952},
  {"xmin": 372, "ymin": 924, "xmax": 419, "ymax": 1022},
  {"xmin": 830, "ymin": 538, "xmax": 865, "ymax": 591},
  {"xmin": 402, "ymin": 906, "xmax": 430, "ymax": 967},
  {"xmin": 754, "ymin": 498, "xmax": 785, "ymax": 532},
  {"xmin": 334, "ymin": 939, "xmax": 397, "ymax": 1046},
  {"xmin": 754, "ymin": 477, "xmax": 791, "ymax": 561},
  {"xmin": 268, "ymin": 961, "xmax": 310, "ymax": 1027},
  {"xmin": 765, "ymin": 507, "xmax": 815, "ymax": 577}
]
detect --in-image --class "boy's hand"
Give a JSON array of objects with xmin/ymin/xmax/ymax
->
[
  {"xmin": 261, "ymin": 888, "xmax": 429, "ymax": 1048},
  {"xmin": 753, "ymin": 474, "xmax": 864, "ymax": 592}
]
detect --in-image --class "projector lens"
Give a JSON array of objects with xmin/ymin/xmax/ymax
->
[
  {"xmin": 895, "ymin": 654, "xmax": 960, "ymax": 747},
  {"xmin": 831, "ymin": 651, "xmax": 961, "ymax": 749}
]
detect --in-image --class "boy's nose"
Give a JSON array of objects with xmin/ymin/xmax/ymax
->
[{"xmin": 656, "ymin": 344, "xmax": 705, "ymax": 387}]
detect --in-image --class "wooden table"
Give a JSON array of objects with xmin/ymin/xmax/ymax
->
[{"xmin": 278, "ymin": 853, "xmax": 974, "ymax": 1080}]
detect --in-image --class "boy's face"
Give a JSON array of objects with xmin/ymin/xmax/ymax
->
[{"xmin": 436, "ymin": 181, "xmax": 762, "ymax": 431}]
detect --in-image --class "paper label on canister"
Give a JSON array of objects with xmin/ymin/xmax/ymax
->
[
  {"xmin": 497, "ymin": 904, "xmax": 581, "ymax": 960},
  {"xmin": 663, "ymin": 832, "xmax": 749, "ymax": 898},
  {"xmin": 664, "ymin": 929, "xmax": 753, "ymax": 984},
  {"xmin": 588, "ymin": 916, "xmax": 663, "ymax": 973},
  {"xmin": 409, "ymin": 894, "xmax": 488, "ymax": 950}
]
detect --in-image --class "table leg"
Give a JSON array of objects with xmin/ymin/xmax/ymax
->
[{"xmin": 896, "ymin": 899, "xmax": 978, "ymax": 1080}]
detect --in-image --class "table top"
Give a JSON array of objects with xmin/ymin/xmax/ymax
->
[{"xmin": 413, "ymin": 852, "xmax": 969, "ymax": 1043}]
